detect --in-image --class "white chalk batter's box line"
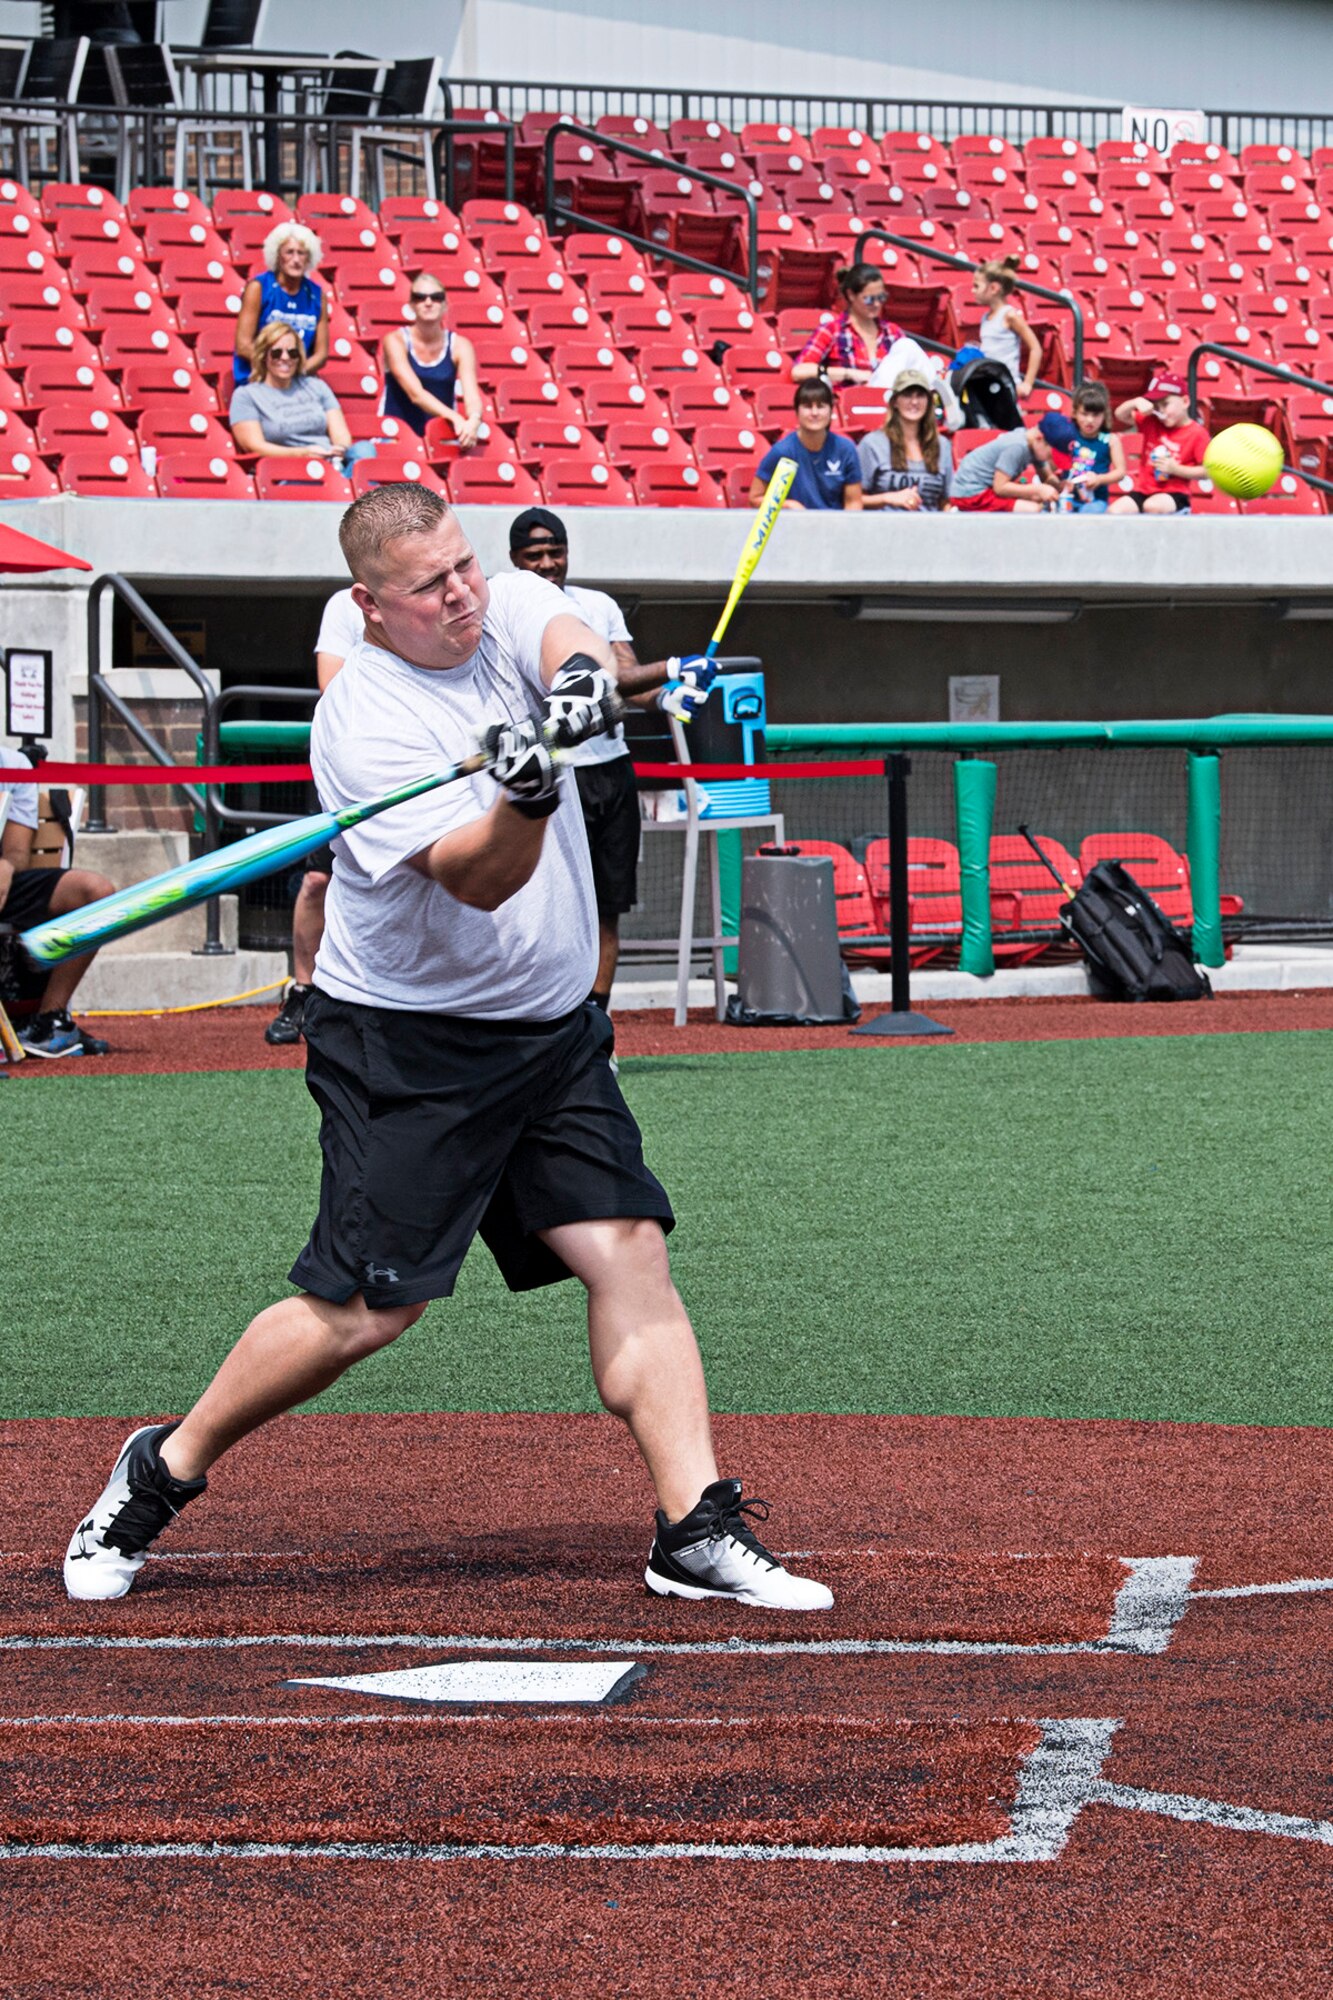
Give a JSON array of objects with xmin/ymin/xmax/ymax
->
[
  {"xmin": 4, "ymin": 1720, "xmax": 1332, "ymax": 1865},
  {"xmin": 0, "ymin": 1554, "xmax": 1199, "ymax": 1659}
]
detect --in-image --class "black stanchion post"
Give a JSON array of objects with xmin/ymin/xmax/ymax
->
[{"xmin": 851, "ymin": 753, "xmax": 954, "ymax": 1039}]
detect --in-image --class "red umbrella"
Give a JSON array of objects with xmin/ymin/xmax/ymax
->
[{"xmin": 0, "ymin": 522, "xmax": 92, "ymax": 573}]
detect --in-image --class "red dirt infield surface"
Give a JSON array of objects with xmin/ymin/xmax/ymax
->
[
  {"xmin": 4, "ymin": 1413, "xmax": 1331, "ymax": 1996},
  {"xmin": 6, "ymin": 986, "xmax": 1331, "ymax": 1077}
]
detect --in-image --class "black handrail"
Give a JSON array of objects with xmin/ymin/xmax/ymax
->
[
  {"xmin": 860, "ymin": 228, "xmax": 1084, "ymax": 385},
  {"xmin": 1186, "ymin": 342, "xmax": 1333, "ymax": 497},
  {"xmin": 84, "ymin": 572, "xmax": 227, "ymax": 952},
  {"xmin": 543, "ymin": 118, "xmax": 760, "ymax": 306}
]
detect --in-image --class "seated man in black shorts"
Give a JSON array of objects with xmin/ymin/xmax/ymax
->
[
  {"xmin": 64, "ymin": 485, "xmax": 832, "ymax": 1615},
  {"xmin": 508, "ymin": 506, "xmax": 716, "ymax": 1010},
  {"xmin": 1, "ymin": 745, "xmax": 113, "ymax": 1057}
]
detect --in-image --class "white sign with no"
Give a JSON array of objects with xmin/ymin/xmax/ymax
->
[{"xmin": 1121, "ymin": 106, "xmax": 1207, "ymax": 155}]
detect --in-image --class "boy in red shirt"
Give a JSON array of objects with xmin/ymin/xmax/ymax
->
[{"xmin": 1109, "ymin": 371, "xmax": 1210, "ymax": 514}]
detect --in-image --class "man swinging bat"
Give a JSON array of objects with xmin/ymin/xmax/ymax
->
[{"xmin": 64, "ymin": 483, "xmax": 832, "ymax": 1615}]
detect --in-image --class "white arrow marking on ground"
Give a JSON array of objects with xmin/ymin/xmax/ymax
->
[{"xmin": 287, "ymin": 1660, "xmax": 643, "ymax": 1705}]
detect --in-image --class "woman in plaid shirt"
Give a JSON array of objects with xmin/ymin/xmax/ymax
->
[{"xmin": 791, "ymin": 263, "xmax": 905, "ymax": 387}]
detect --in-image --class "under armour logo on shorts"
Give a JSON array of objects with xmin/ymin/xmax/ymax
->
[{"xmin": 365, "ymin": 1261, "xmax": 400, "ymax": 1287}]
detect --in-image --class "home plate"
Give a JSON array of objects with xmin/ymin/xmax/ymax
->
[{"xmin": 288, "ymin": 1659, "xmax": 645, "ymax": 1705}]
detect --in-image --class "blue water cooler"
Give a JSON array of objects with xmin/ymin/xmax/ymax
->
[{"xmin": 691, "ymin": 669, "xmax": 769, "ymax": 818}]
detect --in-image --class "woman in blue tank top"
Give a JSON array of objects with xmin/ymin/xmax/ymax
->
[
  {"xmin": 234, "ymin": 223, "xmax": 330, "ymax": 385},
  {"xmin": 380, "ymin": 272, "xmax": 483, "ymax": 444}
]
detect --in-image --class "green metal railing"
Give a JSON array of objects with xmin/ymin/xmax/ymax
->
[{"xmin": 769, "ymin": 716, "xmax": 1333, "ymax": 973}]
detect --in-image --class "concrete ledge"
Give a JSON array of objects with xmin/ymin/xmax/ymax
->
[
  {"xmin": 76, "ymin": 947, "xmax": 288, "ymax": 1011},
  {"xmin": 610, "ymin": 944, "xmax": 1333, "ymax": 1011}
]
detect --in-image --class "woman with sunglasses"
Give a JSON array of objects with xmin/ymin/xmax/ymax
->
[
  {"xmin": 380, "ymin": 272, "xmax": 483, "ymax": 447},
  {"xmin": 229, "ymin": 321, "xmax": 376, "ymax": 474},
  {"xmin": 791, "ymin": 262, "xmax": 904, "ymax": 388}
]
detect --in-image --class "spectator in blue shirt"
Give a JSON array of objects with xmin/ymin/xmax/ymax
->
[
  {"xmin": 750, "ymin": 380, "xmax": 864, "ymax": 511},
  {"xmin": 1038, "ymin": 383, "xmax": 1126, "ymax": 513}
]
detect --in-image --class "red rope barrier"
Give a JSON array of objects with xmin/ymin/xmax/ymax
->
[{"xmin": 2, "ymin": 758, "xmax": 883, "ymax": 787}]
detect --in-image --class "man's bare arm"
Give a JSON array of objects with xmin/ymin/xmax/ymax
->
[{"xmin": 406, "ymin": 798, "xmax": 548, "ymax": 912}]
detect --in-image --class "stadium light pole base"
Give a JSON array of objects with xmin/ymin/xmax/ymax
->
[{"xmin": 850, "ymin": 1009, "xmax": 954, "ymax": 1038}]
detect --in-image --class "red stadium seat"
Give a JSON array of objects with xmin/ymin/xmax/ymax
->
[
  {"xmin": 120, "ymin": 362, "xmax": 219, "ymax": 413},
  {"xmin": 632, "ymin": 463, "xmax": 723, "ymax": 506},
  {"xmin": 550, "ymin": 341, "xmax": 640, "ymax": 395},
  {"xmin": 66, "ymin": 243, "xmax": 150, "ymax": 292},
  {"xmin": 988, "ymin": 836, "xmax": 1082, "ymax": 951},
  {"xmin": 609, "ymin": 299, "xmax": 685, "ymax": 351},
  {"xmin": 691, "ymin": 420, "xmax": 764, "ymax": 475},
  {"xmin": 380, "ymin": 195, "xmax": 463, "ymax": 240},
  {"xmin": 1076, "ymin": 833, "xmax": 1193, "ymax": 925},
  {"xmin": 542, "ymin": 460, "xmax": 637, "ymax": 505},
  {"xmin": 5, "ymin": 317, "xmax": 99, "ymax": 367},
  {"xmin": 126, "ymin": 186, "xmax": 211, "ymax": 229},
  {"xmin": 156, "ymin": 250, "xmax": 237, "ymax": 296},
  {"xmin": 155, "ymin": 451, "xmax": 255, "ymax": 499},
  {"xmin": 212, "ymin": 189, "xmax": 292, "ymax": 231},
  {"xmin": 0, "ymin": 276, "xmax": 84, "ymax": 328},
  {"xmin": 493, "ymin": 378, "xmax": 587, "ymax": 427},
  {"xmin": 0, "ymin": 412, "xmax": 39, "ymax": 452},
  {"xmin": 0, "ymin": 448, "xmax": 61, "ymax": 497},
  {"xmin": 83, "ymin": 280, "xmax": 179, "ymax": 335},
  {"xmin": 526, "ymin": 299, "xmax": 611, "ymax": 351},
  {"xmin": 603, "ymin": 418, "xmax": 692, "ymax": 471},
  {"xmin": 296, "ymin": 191, "xmax": 378, "ymax": 232},
  {"xmin": 22, "ymin": 358, "xmax": 122, "ymax": 408},
  {"xmin": 41, "ymin": 182, "xmax": 127, "ymax": 228},
  {"xmin": 36, "ymin": 403, "xmax": 135, "ymax": 455},
  {"xmin": 596, "ymin": 112, "xmax": 671, "ymax": 152},
  {"xmin": 140, "ymin": 215, "xmax": 231, "ymax": 264},
  {"xmin": 349, "ymin": 453, "xmax": 448, "ymax": 497},
  {"xmin": 718, "ymin": 462, "xmax": 757, "ymax": 505},
  {"xmin": 479, "ymin": 226, "xmax": 564, "ymax": 279},
  {"xmin": 450, "ymin": 460, "xmax": 542, "ymax": 504},
  {"xmin": 665, "ymin": 378, "xmax": 750, "ymax": 432},
  {"xmin": 719, "ymin": 341, "xmax": 787, "ymax": 390},
  {"xmin": 253, "ymin": 457, "xmax": 354, "ymax": 501},
  {"xmin": 579, "ymin": 380, "xmax": 665, "ymax": 429},
  {"xmin": 562, "ymin": 236, "xmax": 649, "ymax": 285},
  {"xmin": 864, "ymin": 838, "xmax": 965, "ymax": 940},
  {"xmin": 515, "ymin": 417, "xmax": 609, "ymax": 467},
  {"xmin": 59, "ymin": 447, "xmax": 156, "ymax": 497},
  {"xmin": 137, "ymin": 406, "xmax": 233, "ymax": 455},
  {"xmin": 1243, "ymin": 471, "xmax": 1326, "ymax": 513},
  {"xmin": 466, "ymin": 335, "xmax": 550, "ymax": 392}
]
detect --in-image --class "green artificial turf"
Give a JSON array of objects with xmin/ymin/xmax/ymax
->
[{"xmin": 4, "ymin": 1034, "xmax": 1330, "ymax": 1426}]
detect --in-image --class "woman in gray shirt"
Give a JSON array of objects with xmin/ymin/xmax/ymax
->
[
  {"xmin": 857, "ymin": 368, "xmax": 953, "ymax": 513},
  {"xmin": 229, "ymin": 321, "xmax": 375, "ymax": 476}
]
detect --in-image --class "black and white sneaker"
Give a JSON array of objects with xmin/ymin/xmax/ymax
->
[
  {"xmin": 64, "ymin": 1423, "xmax": 207, "ymax": 1601},
  {"xmin": 645, "ymin": 1479, "xmax": 834, "ymax": 1611},
  {"xmin": 265, "ymin": 981, "xmax": 312, "ymax": 1046}
]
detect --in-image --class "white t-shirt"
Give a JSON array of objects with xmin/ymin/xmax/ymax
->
[
  {"xmin": 553, "ymin": 583, "xmax": 632, "ymax": 769},
  {"xmin": 315, "ymin": 586, "xmax": 362, "ymax": 662},
  {"xmin": 311, "ymin": 571, "xmax": 598, "ymax": 1019},
  {"xmin": 0, "ymin": 743, "xmax": 38, "ymax": 830}
]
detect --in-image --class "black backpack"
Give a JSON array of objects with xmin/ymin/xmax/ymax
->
[
  {"xmin": 1064, "ymin": 860, "xmax": 1213, "ymax": 1002},
  {"xmin": 1018, "ymin": 828, "xmax": 1213, "ymax": 1002}
]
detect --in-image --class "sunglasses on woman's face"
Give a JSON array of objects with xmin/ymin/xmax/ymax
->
[
  {"xmin": 412, "ymin": 290, "xmax": 445, "ymax": 303},
  {"xmin": 271, "ymin": 347, "xmax": 300, "ymax": 360}
]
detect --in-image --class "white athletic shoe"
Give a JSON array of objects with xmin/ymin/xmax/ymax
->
[
  {"xmin": 645, "ymin": 1478, "xmax": 834, "ymax": 1611},
  {"xmin": 64, "ymin": 1422, "xmax": 206, "ymax": 1601}
]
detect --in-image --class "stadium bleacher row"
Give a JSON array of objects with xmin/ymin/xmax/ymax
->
[{"xmin": 0, "ymin": 118, "xmax": 1331, "ymax": 508}]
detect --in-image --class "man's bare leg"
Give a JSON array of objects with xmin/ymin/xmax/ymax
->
[
  {"xmin": 159, "ymin": 1293, "xmax": 425, "ymax": 1482},
  {"xmin": 540, "ymin": 1216, "xmax": 717, "ymax": 1520}
]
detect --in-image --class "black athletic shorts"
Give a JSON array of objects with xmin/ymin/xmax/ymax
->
[
  {"xmin": 575, "ymin": 756, "xmax": 641, "ymax": 918},
  {"xmin": 2, "ymin": 865, "xmax": 63, "ymax": 931},
  {"xmin": 289, "ymin": 989, "xmax": 674, "ymax": 1308},
  {"xmin": 1122, "ymin": 491, "xmax": 1192, "ymax": 512}
]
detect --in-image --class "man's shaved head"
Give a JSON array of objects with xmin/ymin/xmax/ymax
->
[{"xmin": 339, "ymin": 483, "xmax": 453, "ymax": 587}]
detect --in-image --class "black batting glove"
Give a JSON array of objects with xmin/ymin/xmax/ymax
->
[
  {"xmin": 482, "ymin": 717, "xmax": 561, "ymax": 819},
  {"xmin": 544, "ymin": 656, "xmax": 623, "ymax": 750}
]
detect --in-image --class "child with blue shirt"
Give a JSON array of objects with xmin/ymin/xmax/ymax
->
[
  {"xmin": 750, "ymin": 379, "xmax": 864, "ymax": 511},
  {"xmin": 1039, "ymin": 383, "xmax": 1126, "ymax": 514}
]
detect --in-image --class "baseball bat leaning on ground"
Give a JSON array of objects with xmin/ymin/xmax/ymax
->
[
  {"xmin": 702, "ymin": 455, "xmax": 797, "ymax": 660},
  {"xmin": 20, "ymin": 703, "xmax": 625, "ymax": 969}
]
